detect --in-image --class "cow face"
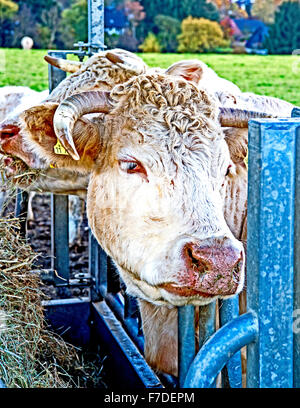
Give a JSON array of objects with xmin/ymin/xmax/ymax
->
[
  {"xmin": 17, "ymin": 73, "xmax": 245, "ymax": 306},
  {"xmin": 0, "ymin": 49, "xmax": 147, "ymax": 188}
]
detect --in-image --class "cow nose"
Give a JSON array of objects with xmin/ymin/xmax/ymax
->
[
  {"xmin": 0, "ymin": 125, "xmax": 19, "ymax": 141},
  {"xmin": 182, "ymin": 239, "xmax": 244, "ymax": 296}
]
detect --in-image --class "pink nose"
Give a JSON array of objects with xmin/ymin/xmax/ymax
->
[{"xmin": 180, "ymin": 239, "xmax": 244, "ymax": 296}]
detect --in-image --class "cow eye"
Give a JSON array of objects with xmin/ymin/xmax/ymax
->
[
  {"xmin": 118, "ymin": 159, "xmax": 147, "ymax": 177},
  {"xmin": 118, "ymin": 158, "xmax": 149, "ymax": 182},
  {"xmin": 127, "ymin": 162, "xmax": 138, "ymax": 171}
]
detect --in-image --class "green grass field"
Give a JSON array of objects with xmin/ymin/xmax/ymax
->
[{"xmin": 0, "ymin": 48, "xmax": 299, "ymax": 105}]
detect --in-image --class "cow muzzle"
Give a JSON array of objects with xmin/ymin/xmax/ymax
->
[
  {"xmin": 0, "ymin": 123, "xmax": 36, "ymax": 168},
  {"xmin": 162, "ymin": 237, "xmax": 244, "ymax": 298}
]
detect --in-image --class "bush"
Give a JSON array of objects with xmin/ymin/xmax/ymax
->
[
  {"xmin": 177, "ymin": 16, "xmax": 229, "ymax": 53},
  {"xmin": 139, "ymin": 32, "xmax": 161, "ymax": 52}
]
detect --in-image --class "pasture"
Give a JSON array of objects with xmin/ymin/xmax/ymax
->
[{"xmin": 0, "ymin": 48, "xmax": 300, "ymax": 105}]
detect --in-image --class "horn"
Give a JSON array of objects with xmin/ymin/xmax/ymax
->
[
  {"xmin": 53, "ymin": 91, "xmax": 113, "ymax": 160},
  {"xmin": 44, "ymin": 55, "xmax": 83, "ymax": 73},
  {"xmin": 106, "ymin": 52, "xmax": 124, "ymax": 64},
  {"xmin": 218, "ymin": 107, "xmax": 276, "ymax": 128}
]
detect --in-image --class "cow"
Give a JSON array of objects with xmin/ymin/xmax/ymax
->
[
  {"xmin": 0, "ymin": 86, "xmax": 49, "ymax": 217},
  {"xmin": 0, "ymin": 72, "xmax": 282, "ymax": 376},
  {"xmin": 0, "ymin": 86, "xmax": 88, "ymax": 245},
  {"xmin": 0, "ymin": 50, "xmax": 297, "ymax": 376}
]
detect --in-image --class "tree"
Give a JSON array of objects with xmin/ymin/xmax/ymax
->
[
  {"xmin": 177, "ymin": 16, "xmax": 228, "ymax": 53},
  {"xmin": 0, "ymin": 0, "xmax": 18, "ymax": 20},
  {"xmin": 154, "ymin": 14, "xmax": 181, "ymax": 52},
  {"xmin": 36, "ymin": 2, "xmax": 62, "ymax": 49},
  {"xmin": 265, "ymin": 1, "xmax": 300, "ymax": 54},
  {"xmin": 12, "ymin": 4, "xmax": 37, "ymax": 47},
  {"xmin": 59, "ymin": 0, "xmax": 88, "ymax": 48},
  {"xmin": 252, "ymin": 0, "xmax": 284, "ymax": 24},
  {"xmin": 139, "ymin": 0, "xmax": 220, "ymax": 42},
  {"xmin": 0, "ymin": 0, "xmax": 18, "ymax": 46},
  {"xmin": 208, "ymin": 0, "xmax": 248, "ymax": 19},
  {"xmin": 121, "ymin": 1, "xmax": 145, "ymax": 41}
]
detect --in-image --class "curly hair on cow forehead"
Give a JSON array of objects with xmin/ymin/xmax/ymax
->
[{"xmin": 110, "ymin": 73, "xmax": 223, "ymax": 143}]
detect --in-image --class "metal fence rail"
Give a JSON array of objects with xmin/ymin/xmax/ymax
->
[{"xmin": 181, "ymin": 116, "xmax": 300, "ymax": 388}]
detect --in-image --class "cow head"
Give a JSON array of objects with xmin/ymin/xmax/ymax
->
[
  {"xmin": 11, "ymin": 73, "xmax": 254, "ymax": 306},
  {"xmin": 0, "ymin": 49, "xmax": 148, "ymax": 189}
]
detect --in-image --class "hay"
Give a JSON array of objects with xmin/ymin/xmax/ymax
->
[
  {"xmin": 0, "ymin": 215, "xmax": 105, "ymax": 388},
  {"xmin": 0, "ymin": 155, "xmax": 43, "ymax": 200}
]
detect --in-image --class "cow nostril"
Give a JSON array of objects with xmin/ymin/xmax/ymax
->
[
  {"xmin": 0, "ymin": 131, "xmax": 14, "ymax": 140},
  {"xmin": 186, "ymin": 246, "xmax": 210, "ymax": 274},
  {"xmin": 232, "ymin": 253, "xmax": 243, "ymax": 283},
  {"xmin": 0, "ymin": 126, "xmax": 19, "ymax": 140}
]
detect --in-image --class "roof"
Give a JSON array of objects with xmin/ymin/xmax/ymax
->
[
  {"xmin": 220, "ymin": 17, "xmax": 242, "ymax": 37},
  {"xmin": 246, "ymin": 25, "xmax": 269, "ymax": 48},
  {"xmin": 233, "ymin": 18, "xmax": 267, "ymax": 34},
  {"xmin": 104, "ymin": 6, "xmax": 128, "ymax": 30}
]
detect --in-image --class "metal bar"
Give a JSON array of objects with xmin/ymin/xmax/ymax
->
[
  {"xmin": 48, "ymin": 51, "xmax": 67, "ymax": 91},
  {"xmin": 219, "ymin": 298, "xmax": 242, "ymax": 388},
  {"xmin": 184, "ymin": 312, "xmax": 258, "ymax": 388},
  {"xmin": 292, "ymin": 108, "xmax": 300, "ymax": 118},
  {"xmin": 89, "ymin": 230, "xmax": 107, "ymax": 301},
  {"xmin": 48, "ymin": 52, "xmax": 70, "ymax": 290},
  {"xmin": 294, "ymin": 125, "xmax": 300, "ymax": 387},
  {"xmin": 124, "ymin": 293, "xmax": 139, "ymax": 319},
  {"xmin": 92, "ymin": 301, "xmax": 163, "ymax": 388},
  {"xmin": 14, "ymin": 189, "xmax": 28, "ymax": 236},
  {"xmin": 198, "ymin": 302, "xmax": 216, "ymax": 349},
  {"xmin": 247, "ymin": 118, "xmax": 300, "ymax": 388},
  {"xmin": 198, "ymin": 302, "xmax": 217, "ymax": 387},
  {"xmin": 107, "ymin": 256, "xmax": 121, "ymax": 294},
  {"xmin": 178, "ymin": 305, "xmax": 195, "ymax": 387},
  {"xmin": 105, "ymin": 292, "xmax": 144, "ymax": 352},
  {"xmin": 51, "ymin": 194, "xmax": 70, "ymax": 286},
  {"xmin": 87, "ymin": 0, "xmax": 105, "ymax": 53}
]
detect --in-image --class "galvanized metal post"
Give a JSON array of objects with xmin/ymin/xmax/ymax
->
[
  {"xmin": 247, "ymin": 118, "xmax": 300, "ymax": 388},
  {"xmin": 178, "ymin": 305, "xmax": 196, "ymax": 387},
  {"xmin": 89, "ymin": 231, "xmax": 108, "ymax": 301},
  {"xmin": 88, "ymin": 0, "xmax": 104, "ymax": 50},
  {"xmin": 294, "ymin": 125, "xmax": 300, "ymax": 388},
  {"xmin": 292, "ymin": 108, "xmax": 300, "ymax": 388},
  {"xmin": 14, "ymin": 189, "xmax": 29, "ymax": 236},
  {"xmin": 219, "ymin": 298, "xmax": 242, "ymax": 388},
  {"xmin": 48, "ymin": 53, "xmax": 70, "ymax": 287}
]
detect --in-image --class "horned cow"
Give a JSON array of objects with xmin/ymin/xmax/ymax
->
[
  {"xmin": 0, "ymin": 50, "xmax": 297, "ymax": 376},
  {"xmin": 5, "ymin": 73, "xmax": 249, "ymax": 375}
]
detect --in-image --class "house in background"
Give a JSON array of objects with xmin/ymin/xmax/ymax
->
[
  {"xmin": 104, "ymin": 6, "xmax": 129, "ymax": 36},
  {"xmin": 245, "ymin": 23, "xmax": 269, "ymax": 54},
  {"xmin": 234, "ymin": 18, "xmax": 269, "ymax": 54},
  {"xmin": 221, "ymin": 16, "xmax": 269, "ymax": 54}
]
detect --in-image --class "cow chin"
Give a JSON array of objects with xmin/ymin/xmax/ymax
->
[{"xmin": 118, "ymin": 263, "xmax": 244, "ymax": 307}]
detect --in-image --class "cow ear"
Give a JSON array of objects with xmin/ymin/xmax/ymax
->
[
  {"xmin": 165, "ymin": 60, "xmax": 205, "ymax": 86},
  {"xmin": 224, "ymin": 127, "xmax": 248, "ymax": 168},
  {"xmin": 22, "ymin": 103, "xmax": 102, "ymax": 172}
]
